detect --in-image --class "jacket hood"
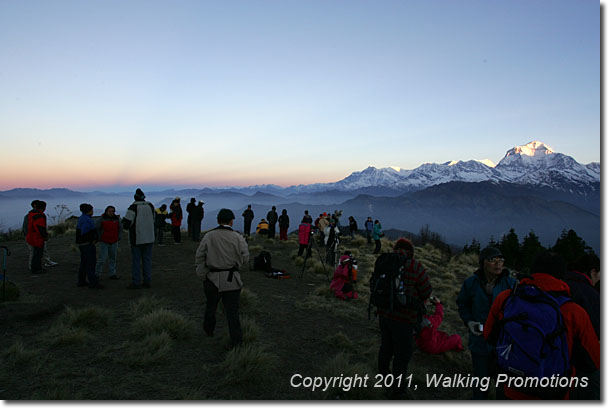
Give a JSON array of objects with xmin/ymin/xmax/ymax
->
[{"xmin": 520, "ymin": 272, "xmax": 572, "ymax": 296}]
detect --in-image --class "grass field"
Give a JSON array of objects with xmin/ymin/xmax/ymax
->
[{"xmin": 0, "ymin": 229, "xmax": 485, "ymax": 400}]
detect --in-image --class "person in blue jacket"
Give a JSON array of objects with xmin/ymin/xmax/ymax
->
[{"xmin": 456, "ymin": 246, "xmax": 516, "ymax": 400}]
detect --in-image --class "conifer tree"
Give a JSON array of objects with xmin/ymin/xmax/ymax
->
[
  {"xmin": 551, "ymin": 229, "xmax": 590, "ymax": 265},
  {"xmin": 520, "ymin": 230, "xmax": 545, "ymax": 272},
  {"xmin": 499, "ymin": 228, "xmax": 520, "ymax": 268}
]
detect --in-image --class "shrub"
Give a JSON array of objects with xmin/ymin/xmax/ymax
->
[
  {"xmin": 129, "ymin": 295, "xmax": 167, "ymax": 317},
  {"xmin": 121, "ymin": 331, "xmax": 173, "ymax": 367},
  {"xmin": 58, "ymin": 306, "xmax": 111, "ymax": 330},
  {"xmin": 218, "ymin": 345, "xmax": 278, "ymax": 386},
  {"xmin": 131, "ymin": 308, "xmax": 192, "ymax": 340}
]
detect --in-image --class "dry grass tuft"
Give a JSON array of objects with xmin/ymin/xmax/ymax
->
[
  {"xmin": 131, "ymin": 308, "xmax": 192, "ymax": 340},
  {"xmin": 120, "ymin": 331, "xmax": 174, "ymax": 367},
  {"xmin": 58, "ymin": 306, "xmax": 111, "ymax": 330},
  {"xmin": 217, "ymin": 344, "xmax": 278, "ymax": 387},
  {"xmin": 129, "ymin": 295, "xmax": 168, "ymax": 317},
  {"xmin": 2, "ymin": 338, "xmax": 41, "ymax": 367}
]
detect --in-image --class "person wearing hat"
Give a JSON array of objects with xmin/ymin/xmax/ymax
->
[
  {"xmin": 266, "ymin": 206, "xmax": 278, "ymax": 239},
  {"xmin": 190, "ymin": 200, "xmax": 205, "ymax": 241},
  {"xmin": 122, "ymin": 188, "xmax": 156, "ymax": 289},
  {"xmin": 456, "ymin": 246, "xmax": 516, "ymax": 399},
  {"xmin": 186, "ymin": 198, "xmax": 196, "ymax": 237},
  {"xmin": 25, "ymin": 200, "xmax": 49, "ymax": 275},
  {"xmin": 195, "ymin": 208, "xmax": 249, "ymax": 349},
  {"xmin": 376, "ymin": 238, "xmax": 431, "ymax": 399},
  {"xmin": 76, "ymin": 203, "xmax": 101, "ymax": 288}
]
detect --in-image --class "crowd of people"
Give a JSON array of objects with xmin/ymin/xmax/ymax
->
[{"xmin": 18, "ymin": 190, "xmax": 601, "ymax": 400}]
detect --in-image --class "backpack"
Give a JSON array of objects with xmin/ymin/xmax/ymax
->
[
  {"xmin": 368, "ymin": 253, "xmax": 408, "ymax": 317},
  {"xmin": 495, "ymin": 283, "xmax": 571, "ymax": 399},
  {"xmin": 253, "ymin": 251, "xmax": 272, "ymax": 273}
]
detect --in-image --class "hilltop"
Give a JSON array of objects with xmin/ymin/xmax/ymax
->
[{"xmin": 0, "ymin": 229, "xmax": 483, "ymax": 400}]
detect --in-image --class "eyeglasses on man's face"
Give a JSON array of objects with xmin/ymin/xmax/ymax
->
[{"xmin": 486, "ymin": 257, "xmax": 505, "ymax": 264}]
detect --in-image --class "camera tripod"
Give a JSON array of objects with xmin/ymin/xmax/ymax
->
[{"xmin": 299, "ymin": 231, "xmax": 330, "ymax": 281}]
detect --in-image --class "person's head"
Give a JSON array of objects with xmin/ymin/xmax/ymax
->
[
  {"xmin": 304, "ymin": 210, "xmax": 309, "ymax": 215},
  {"xmin": 247, "ymin": 204, "xmax": 252, "ymax": 209},
  {"xmin": 374, "ymin": 219, "xmax": 379, "ymax": 224},
  {"xmin": 198, "ymin": 200, "xmax": 204, "ymax": 205},
  {"xmin": 282, "ymin": 209, "xmax": 287, "ymax": 215},
  {"xmin": 104, "ymin": 205, "xmax": 116, "ymax": 216},
  {"xmin": 531, "ymin": 251, "xmax": 567, "ymax": 280},
  {"xmin": 134, "ymin": 188, "xmax": 146, "ymax": 201},
  {"xmin": 394, "ymin": 238, "xmax": 414, "ymax": 259},
  {"xmin": 217, "ymin": 208, "xmax": 235, "ymax": 226},
  {"xmin": 190, "ymin": 198, "xmax": 196, "ymax": 204},
  {"xmin": 368, "ymin": 217, "xmax": 372, "ymax": 221},
  {"xmin": 36, "ymin": 200, "xmax": 47, "ymax": 212},
  {"xmin": 30, "ymin": 200, "xmax": 39, "ymax": 209},
  {"xmin": 80, "ymin": 203, "xmax": 93, "ymax": 215},
  {"xmin": 570, "ymin": 253, "xmax": 600, "ymax": 280},
  {"xmin": 272, "ymin": 206, "xmax": 276, "ymax": 211},
  {"xmin": 160, "ymin": 204, "xmax": 167, "ymax": 211},
  {"xmin": 175, "ymin": 197, "xmax": 181, "ymax": 202},
  {"xmin": 479, "ymin": 247, "xmax": 504, "ymax": 277}
]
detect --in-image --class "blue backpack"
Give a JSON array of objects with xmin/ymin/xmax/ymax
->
[{"xmin": 495, "ymin": 283, "xmax": 571, "ymax": 398}]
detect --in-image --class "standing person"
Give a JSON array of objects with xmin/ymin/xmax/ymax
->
[
  {"xmin": 25, "ymin": 200, "xmax": 49, "ymax": 275},
  {"xmin": 266, "ymin": 206, "xmax": 278, "ymax": 239},
  {"xmin": 195, "ymin": 209, "xmax": 249, "ymax": 349},
  {"xmin": 95, "ymin": 205, "xmax": 121, "ymax": 280},
  {"xmin": 191, "ymin": 200, "xmax": 205, "ymax": 241},
  {"xmin": 318, "ymin": 212, "xmax": 330, "ymax": 246},
  {"xmin": 456, "ymin": 247, "xmax": 517, "ymax": 400},
  {"xmin": 278, "ymin": 209, "xmax": 290, "ymax": 241},
  {"xmin": 375, "ymin": 238, "xmax": 431, "ymax": 399},
  {"xmin": 373, "ymin": 220, "xmax": 383, "ymax": 254},
  {"xmin": 169, "ymin": 197, "xmax": 183, "ymax": 244},
  {"xmin": 348, "ymin": 216, "xmax": 358, "ymax": 239},
  {"xmin": 122, "ymin": 188, "xmax": 155, "ymax": 289},
  {"xmin": 297, "ymin": 221, "xmax": 312, "ymax": 257},
  {"xmin": 302, "ymin": 210, "xmax": 313, "ymax": 224},
  {"xmin": 186, "ymin": 198, "xmax": 196, "ymax": 237},
  {"xmin": 565, "ymin": 254, "xmax": 600, "ymax": 340},
  {"xmin": 484, "ymin": 251, "xmax": 600, "ymax": 400},
  {"xmin": 364, "ymin": 217, "xmax": 374, "ymax": 244},
  {"xmin": 23, "ymin": 200, "xmax": 58, "ymax": 269},
  {"xmin": 242, "ymin": 205, "xmax": 254, "ymax": 237},
  {"xmin": 76, "ymin": 203, "xmax": 101, "ymax": 289},
  {"xmin": 154, "ymin": 204, "xmax": 169, "ymax": 246}
]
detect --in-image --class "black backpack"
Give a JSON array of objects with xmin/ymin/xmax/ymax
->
[
  {"xmin": 368, "ymin": 253, "xmax": 408, "ymax": 317},
  {"xmin": 253, "ymin": 251, "xmax": 272, "ymax": 273}
]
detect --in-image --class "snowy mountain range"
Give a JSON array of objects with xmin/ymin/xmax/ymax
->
[{"xmin": 283, "ymin": 141, "xmax": 599, "ymax": 195}]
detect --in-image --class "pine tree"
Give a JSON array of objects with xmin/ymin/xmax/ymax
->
[
  {"xmin": 520, "ymin": 230, "xmax": 545, "ymax": 273},
  {"xmin": 499, "ymin": 228, "xmax": 520, "ymax": 269},
  {"xmin": 551, "ymin": 229, "xmax": 589, "ymax": 266}
]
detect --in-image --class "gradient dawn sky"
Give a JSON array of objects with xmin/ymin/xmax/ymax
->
[{"xmin": 0, "ymin": 0, "xmax": 600, "ymax": 191}]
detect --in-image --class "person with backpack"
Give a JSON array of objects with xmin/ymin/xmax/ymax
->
[
  {"xmin": 256, "ymin": 219, "xmax": 269, "ymax": 236},
  {"xmin": 371, "ymin": 238, "xmax": 431, "ymax": 399},
  {"xmin": 484, "ymin": 251, "xmax": 600, "ymax": 400},
  {"xmin": 154, "ymin": 204, "xmax": 169, "ymax": 246},
  {"xmin": 25, "ymin": 200, "xmax": 49, "ymax": 275},
  {"xmin": 302, "ymin": 210, "xmax": 313, "ymax": 224},
  {"xmin": 278, "ymin": 209, "xmax": 289, "ymax": 241},
  {"xmin": 191, "ymin": 200, "xmax": 204, "ymax": 241},
  {"xmin": 416, "ymin": 296, "xmax": 463, "ymax": 354},
  {"xmin": 242, "ymin": 205, "xmax": 254, "ymax": 237},
  {"xmin": 169, "ymin": 197, "xmax": 183, "ymax": 244},
  {"xmin": 95, "ymin": 205, "xmax": 121, "ymax": 280},
  {"xmin": 364, "ymin": 217, "xmax": 374, "ymax": 244},
  {"xmin": 317, "ymin": 213, "xmax": 329, "ymax": 246},
  {"xmin": 297, "ymin": 221, "xmax": 312, "ymax": 257},
  {"xmin": 122, "ymin": 189, "xmax": 156, "ymax": 289},
  {"xmin": 76, "ymin": 203, "xmax": 101, "ymax": 289},
  {"xmin": 195, "ymin": 208, "xmax": 249, "ymax": 349},
  {"xmin": 456, "ymin": 246, "xmax": 517, "ymax": 399},
  {"xmin": 266, "ymin": 206, "xmax": 278, "ymax": 239},
  {"xmin": 372, "ymin": 220, "xmax": 383, "ymax": 254}
]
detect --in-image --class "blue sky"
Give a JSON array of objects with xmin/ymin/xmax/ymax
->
[{"xmin": 0, "ymin": 0, "xmax": 600, "ymax": 190}]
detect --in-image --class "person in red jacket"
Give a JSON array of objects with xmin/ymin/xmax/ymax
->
[
  {"xmin": 169, "ymin": 198, "xmax": 183, "ymax": 244},
  {"xmin": 95, "ymin": 205, "xmax": 122, "ymax": 280},
  {"xmin": 329, "ymin": 254, "xmax": 358, "ymax": 300},
  {"xmin": 484, "ymin": 251, "xmax": 600, "ymax": 400},
  {"xmin": 25, "ymin": 200, "xmax": 48, "ymax": 274},
  {"xmin": 416, "ymin": 296, "xmax": 463, "ymax": 354}
]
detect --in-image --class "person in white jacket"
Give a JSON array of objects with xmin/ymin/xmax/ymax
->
[
  {"xmin": 195, "ymin": 208, "xmax": 249, "ymax": 349},
  {"xmin": 122, "ymin": 188, "xmax": 155, "ymax": 289}
]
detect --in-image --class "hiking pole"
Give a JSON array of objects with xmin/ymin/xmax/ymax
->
[{"xmin": 1, "ymin": 246, "xmax": 10, "ymax": 301}]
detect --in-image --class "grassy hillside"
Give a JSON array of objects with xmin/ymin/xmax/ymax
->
[{"xmin": 0, "ymin": 229, "xmax": 486, "ymax": 400}]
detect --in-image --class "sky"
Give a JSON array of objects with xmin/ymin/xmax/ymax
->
[{"xmin": 0, "ymin": 0, "xmax": 601, "ymax": 191}]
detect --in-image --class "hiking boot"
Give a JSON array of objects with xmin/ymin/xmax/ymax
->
[
  {"xmin": 126, "ymin": 283, "xmax": 141, "ymax": 290},
  {"xmin": 109, "ymin": 275, "xmax": 120, "ymax": 280},
  {"xmin": 89, "ymin": 283, "xmax": 105, "ymax": 290},
  {"xmin": 142, "ymin": 282, "xmax": 151, "ymax": 289}
]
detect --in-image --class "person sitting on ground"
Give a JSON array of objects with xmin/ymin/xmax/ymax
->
[
  {"xmin": 329, "ymin": 253, "xmax": 358, "ymax": 300},
  {"xmin": 256, "ymin": 219, "xmax": 269, "ymax": 236},
  {"xmin": 416, "ymin": 296, "xmax": 463, "ymax": 354}
]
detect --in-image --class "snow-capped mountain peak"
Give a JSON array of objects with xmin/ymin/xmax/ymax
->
[
  {"xmin": 476, "ymin": 159, "xmax": 496, "ymax": 168},
  {"xmin": 503, "ymin": 140, "xmax": 554, "ymax": 159}
]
